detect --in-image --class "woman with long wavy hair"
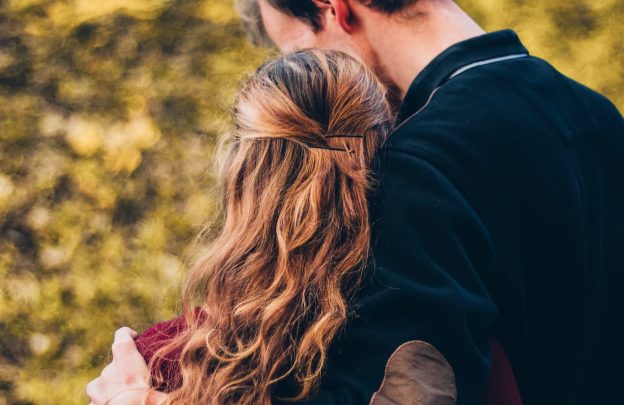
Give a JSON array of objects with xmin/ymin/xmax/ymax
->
[{"xmin": 127, "ymin": 48, "xmax": 394, "ymax": 405}]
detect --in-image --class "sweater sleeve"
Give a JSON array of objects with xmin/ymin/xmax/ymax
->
[
  {"xmin": 278, "ymin": 148, "xmax": 498, "ymax": 405},
  {"xmin": 134, "ymin": 315, "xmax": 187, "ymax": 392},
  {"xmin": 134, "ymin": 307, "xmax": 205, "ymax": 393}
]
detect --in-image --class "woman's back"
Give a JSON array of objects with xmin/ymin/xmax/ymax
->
[{"xmin": 138, "ymin": 49, "xmax": 395, "ymax": 404}]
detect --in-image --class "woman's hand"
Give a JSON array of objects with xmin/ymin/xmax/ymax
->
[{"xmin": 86, "ymin": 326, "xmax": 169, "ymax": 405}]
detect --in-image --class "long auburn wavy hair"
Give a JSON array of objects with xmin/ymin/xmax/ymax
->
[{"xmin": 146, "ymin": 49, "xmax": 394, "ymax": 404}]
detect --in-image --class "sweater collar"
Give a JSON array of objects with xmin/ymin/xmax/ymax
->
[{"xmin": 395, "ymin": 29, "xmax": 529, "ymax": 125}]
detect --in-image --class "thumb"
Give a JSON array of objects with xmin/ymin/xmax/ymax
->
[
  {"xmin": 114, "ymin": 326, "xmax": 137, "ymax": 343},
  {"xmin": 111, "ymin": 327, "xmax": 143, "ymax": 362}
]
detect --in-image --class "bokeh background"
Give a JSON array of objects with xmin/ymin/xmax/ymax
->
[{"xmin": 0, "ymin": 0, "xmax": 621, "ymax": 403}]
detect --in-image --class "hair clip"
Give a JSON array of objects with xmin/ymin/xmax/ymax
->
[
  {"xmin": 307, "ymin": 134, "xmax": 364, "ymax": 153},
  {"xmin": 307, "ymin": 145, "xmax": 354, "ymax": 153},
  {"xmin": 324, "ymin": 134, "xmax": 365, "ymax": 139},
  {"xmin": 236, "ymin": 133, "xmax": 364, "ymax": 153}
]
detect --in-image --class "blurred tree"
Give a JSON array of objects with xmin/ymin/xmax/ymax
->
[
  {"xmin": 0, "ymin": 0, "xmax": 621, "ymax": 404},
  {"xmin": 0, "ymin": 0, "xmax": 267, "ymax": 403},
  {"xmin": 460, "ymin": 0, "xmax": 623, "ymax": 108}
]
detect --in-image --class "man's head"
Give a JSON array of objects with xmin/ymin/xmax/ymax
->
[
  {"xmin": 235, "ymin": 0, "xmax": 482, "ymax": 105},
  {"xmin": 235, "ymin": 0, "xmax": 430, "ymax": 111},
  {"xmin": 237, "ymin": 0, "xmax": 427, "ymax": 71},
  {"xmin": 236, "ymin": 0, "xmax": 421, "ymax": 50}
]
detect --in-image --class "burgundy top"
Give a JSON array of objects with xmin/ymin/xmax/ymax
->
[
  {"xmin": 135, "ymin": 314, "xmax": 523, "ymax": 404},
  {"xmin": 484, "ymin": 337, "xmax": 523, "ymax": 405},
  {"xmin": 134, "ymin": 307, "xmax": 204, "ymax": 392}
]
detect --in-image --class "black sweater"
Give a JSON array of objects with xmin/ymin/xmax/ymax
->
[{"xmin": 277, "ymin": 30, "xmax": 624, "ymax": 405}]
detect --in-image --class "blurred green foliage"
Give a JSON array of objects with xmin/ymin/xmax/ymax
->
[
  {"xmin": 0, "ymin": 0, "xmax": 621, "ymax": 404},
  {"xmin": 0, "ymin": 0, "xmax": 267, "ymax": 403}
]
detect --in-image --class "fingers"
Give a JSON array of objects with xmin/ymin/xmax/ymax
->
[
  {"xmin": 86, "ymin": 326, "xmax": 150, "ymax": 405},
  {"xmin": 86, "ymin": 377, "xmax": 103, "ymax": 405},
  {"xmin": 100, "ymin": 363, "xmax": 115, "ymax": 380}
]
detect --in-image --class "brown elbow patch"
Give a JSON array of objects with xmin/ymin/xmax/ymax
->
[{"xmin": 370, "ymin": 340, "xmax": 457, "ymax": 405}]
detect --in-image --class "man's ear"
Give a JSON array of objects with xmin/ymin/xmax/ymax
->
[{"xmin": 312, "ymin": 0, "xmax": 354, "ymax": 33}]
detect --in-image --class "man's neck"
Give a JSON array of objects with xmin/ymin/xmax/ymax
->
[{"xmin": 362, "ymin": 1, "xmax": 486, "ymax": 99}]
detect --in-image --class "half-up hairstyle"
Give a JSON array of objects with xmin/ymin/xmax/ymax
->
[{"xmin": 147, "ymin": 48, "xmax": 394, "ymax": 404}]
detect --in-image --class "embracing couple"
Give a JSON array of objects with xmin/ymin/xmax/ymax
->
[{"xmin": 86, "ymin": 1, "xmax": 624, "ymax": 404}]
